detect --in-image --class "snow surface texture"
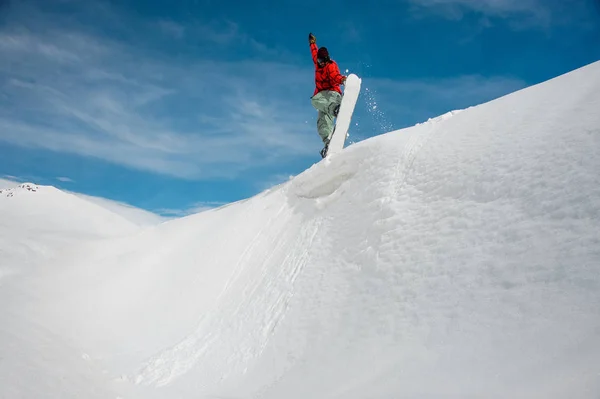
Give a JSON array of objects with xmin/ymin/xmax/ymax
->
[
  {"xmin": 328, "ymin": 73, "xmax": 362, "ymax": 156},
  {"xmin": 1, "ymin": 62, "xmax": 600, "ymax": 399}
]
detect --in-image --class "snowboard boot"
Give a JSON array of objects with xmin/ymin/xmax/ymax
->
[
  {"xmin": 333, "ymin": 104, "xmax": 341, "ymax": 117},
  {"xmin": 320, "ymin": 143, "xmax": 329, "ymax": 158},
  {"xmin": 320, "ymin": 138, "xmax": 330, "ymax": 158}
]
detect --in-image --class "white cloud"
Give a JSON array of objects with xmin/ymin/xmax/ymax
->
[
  {"xmin": 0, "ymin": 4, "xmax": 315, "ymax": 180},
  {"xmin": 158, "ymin": 20, "xmax": 185, "ymax": 39},
  {"xmin": 161, "ymin": 18, "xmax": 294, "ymax": 59},
  {"xmin": 408, "ymin": 0, "xmax": 558, "ymax": 28},
  {"xmin": 56, "ymin": 177, "xmax": 74, "ymax": 182},
  {"xmin": 0, "ymin": 0, "xmax": 541, "ymax": 187},
  {"xmin": 196, "ymin": 20, "xmax": 240, "ymax": 45},
  {"xmin": 411, "ymin": 0, "xmax": 539, "ymax": 13}
]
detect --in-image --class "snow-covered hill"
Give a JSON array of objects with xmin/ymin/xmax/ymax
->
[
  {"xmin": 0, "ymin": 183, "xmax": 141, "ymax": 237},
  {"xmin": 0, "ymin": 182, "xmax": 146, "ymax": 280},
  {"xmin": 1, "ymin": 61, "xmax": 600, "ymax": 399}
]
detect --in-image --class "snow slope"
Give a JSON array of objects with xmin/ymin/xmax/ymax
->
[
  {"xmin": 2, "ymin": 61, "xmax": 600, "ymax": 399},
  {"xmin": 71, "ymin": 192, "xmax": 168, "ymax": 227},
  {"xmin": 0, "ymin": 183, "xmax": 146, "ymax": 399}
]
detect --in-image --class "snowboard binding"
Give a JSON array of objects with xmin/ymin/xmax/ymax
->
[
  {"xmin": 333, "ymin": 104, "xmax": 340, "ymax": 117},
  {"xmin": 320, "ymin": 143, "xmax": 329, "ymax": 158}
]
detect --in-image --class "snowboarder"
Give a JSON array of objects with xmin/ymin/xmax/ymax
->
[{"xmin": 308, "ymin": 32, "xmax": 347, "ymax": 158}]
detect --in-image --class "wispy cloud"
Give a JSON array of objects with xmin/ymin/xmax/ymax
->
[
  {"xmin": 158, "ymin": 20, "xmax": 185, "ymax": 39},
  {"xmin": 156, "ymin": 18, "xmax": 240, "ymax": 44},
  {"xmin": 410, "ymin": 0, "xmax": 542, "ymax": 15},
  {"xmin": 337, "ymin": 21, "xmax": 363, "ymax": 44},
  {"xmin": 408, "ymin": 0, "xmax": 592, "ymax": 29},
  {"xmin": 155, "ymin": 17, "xmax": 295, "ymax": 59},
  {"xmin": 56, "ymin": 176, "xmax": 74, "ymax": 182},
  {"xmin": 0, "ymin": 2, "xmax": 314, "ymax": 180}
]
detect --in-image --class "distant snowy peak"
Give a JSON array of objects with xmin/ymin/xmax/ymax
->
[
  {"xmin": 0, "ymin": 183, "xmax": 39, "ymax": 197},
  {"xmin": 0, "ymin": 182, "xmax": 140, "ymax": 237},
  {"xmin": 0, "ymin": 182, "xmax": 165, "ymax": 227}
]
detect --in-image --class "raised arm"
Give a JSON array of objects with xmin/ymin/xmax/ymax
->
[{"xmin": 309, "ymin": 33, "xmax": 318, "ymax": 65}]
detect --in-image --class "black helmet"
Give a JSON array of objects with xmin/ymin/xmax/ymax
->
[{"xmin": 317, "ymin": 47, "xmax": 330, "ymax": 65}]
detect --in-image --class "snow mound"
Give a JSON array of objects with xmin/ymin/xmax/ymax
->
[{"xmin": 2, "ymin": 61, "xmax": 600, "ymax": 399}]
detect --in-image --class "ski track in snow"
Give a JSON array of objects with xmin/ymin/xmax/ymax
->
[{"xmin": 2, "ymin": 61, "xmax": 600, "ymax": 399}]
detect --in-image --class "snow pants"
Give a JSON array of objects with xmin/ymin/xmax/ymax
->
[{"xmin": 311, "ymin": 90, "xmax": 342, "ymax": 144}]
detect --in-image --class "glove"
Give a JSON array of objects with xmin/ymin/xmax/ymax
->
[
  {"xmin": 341, "ymin": 76, "xmax": 347, "ymax": 85},
  {"xmin": 308, "ymin": 32, "xmax": 316, "ymax": 44}
]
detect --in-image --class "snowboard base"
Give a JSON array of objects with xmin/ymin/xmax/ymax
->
[{"xmin": 325, "ymin": 74, "xmax": 361, "ymax": 157}]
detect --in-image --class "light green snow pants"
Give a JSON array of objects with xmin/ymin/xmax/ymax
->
[{"xmin": 311, "ymin": 90, "xmax": 342, "ymax": 144}]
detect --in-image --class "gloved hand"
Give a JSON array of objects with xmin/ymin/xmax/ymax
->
[
  {"xmin": 308, "ymin": 32, "xmax": 316, "ymax": 44},
  {"xmin": 341, "ymin": 76, "xmax": 347, "ymax": 85}
]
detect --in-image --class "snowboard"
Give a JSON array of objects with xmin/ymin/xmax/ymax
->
[{"xmin": 326, "ymin": 73, "xmax": 362, "ymax": 157}]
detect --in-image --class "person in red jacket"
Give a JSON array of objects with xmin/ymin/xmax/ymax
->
[{"xmin": 309, "ymin": 32, "xmax": 346, "ymax": 158}]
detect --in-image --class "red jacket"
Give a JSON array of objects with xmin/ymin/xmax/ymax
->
[{"xmin": 311, "ymin": 43, "xmax": 345, "ymax": 96}]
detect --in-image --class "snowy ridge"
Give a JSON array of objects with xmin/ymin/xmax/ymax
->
[
  {"xmin": 1, "ymin": 61, "xmax": 600, "ymax": 399},
  {"xmin": 417, "ymin": 108, "xmax": 464, "ymax": 125},
  {"xmin": 0, "ymin": 182, "xmax": 39, "ymax": 197}
]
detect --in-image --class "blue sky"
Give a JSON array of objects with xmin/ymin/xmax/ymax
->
[{"xmin": 1, "ymin": 0, "xmax": 599, "ymax": 215}]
